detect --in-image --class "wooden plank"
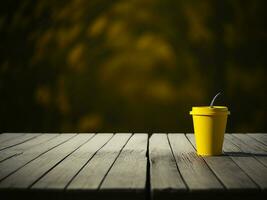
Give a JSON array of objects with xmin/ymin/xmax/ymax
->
[
  {"xmin": 149, "ymin": 134, "xmax": 186, "ymax": 200},
  {"xmin": 168, "ymin": 134, "xmax": 223, "ymax": 190},
  {"xmin": 0, "ymin": 134, "xmax": 94, "ymax": 188},
  {"xmin": 248, "ymin": 134, "xmax": 267, "ymax": 145},
  {"xmin": 67, "ymin": 133, "xmax": 131, "ymax": 189},
  {"xmin": 32, "ymin": 134, "xmax": 113, "ymax": 189},
  {"xmin": 223, "ymin": 136, "xmax": 267, "ymax": 190},
  {"xmin": 0, "ymin": 134, "xmax": 41, "ymax": 151},
  {"xmin": 101, "ymin": 134, "xmax": 147, "ymax": 188},
  {"xmin": 234, "ymin": 134, "xmax": 267, "ymax": 151},
  {"xmin": 186, "ymin": 134, "xmax": 258, "ymax": 189},
  {"xmin": 0, "ymin": 134, "xmax": 59, "ymax": 162},
  {"xmin": 0, "ymin": 134, "xmax": 76, "ymax": 181},
  {"xmin": 98, "ymin": 134, "xmax": 147, "ymax": 200},
  {"xmin": 225, "ymin": 134, "xmax": 266, "ymax": 153},
  {"xmin": 0, "ymin": 133, "xmax": 25, "ymax": 144},
  {"xmin": 226, "ymin": 134, "xmax": 267, "ymax": 167}
]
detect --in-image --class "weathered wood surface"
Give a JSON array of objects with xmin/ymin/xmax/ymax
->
[
  {"xmin": 0, "ymin": 133, "xmax": 266, "ymax": 200},
  {"xmin": 68, "ymin": 133, "xmax": 132, "ymax": 190},
  {"xmin": 223, "ymin": 136, "xmax": 267, "ymax": 189},
  {"xmin": 0, "ymin": 133, "xmax": 40, "ymax": 151},
  {"xmin": 248, "ymin": 133, "xmax": 267, "ymax": 145},
  {"xmin": 0, "ymin": 134, "xmax": 58, "ymax": 162},
  {"xmin": 225, "ymin": 134, "xmax": 267, "ymax": 167},
  {"xmin": 0, "ymin": 134, "xmax": 94, "ymax": 188},
  {"xmin": 0, "ymin": 134, "xmax": 76, "ymax": 181},
  {"xmin": 186, "ymin": 134, "xmax": 259, "ymax": 189},
  {"xmin": 32, "ymin": 134, "xmax": 112, "ymax": 189},
  {"xmin": 100, "ymin": 134, "xmax": 148, "ymax": 200},
  {"xmin": 0, "ymin": 133, "xmax": 25, "ymax": 145},
  {"xmin": 169, "ymin": 134, "xmax": 222, "ymax": 190},
  {"xmin": 149, "ymin": 134, "xmax": 186, "ymax": 195},
  {"xmin": 101, "ymin": 134, "xmax": 147, "ymax": 188}
]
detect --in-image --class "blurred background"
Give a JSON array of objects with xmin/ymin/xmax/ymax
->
[{"xmin": 0, "ymin": 0, "xmax": 266, "ymax": 133}]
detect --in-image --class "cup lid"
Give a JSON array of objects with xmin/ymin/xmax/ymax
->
[{"xmin": 190, "ymin": 106, "xmax": 230, "ymax": 115}]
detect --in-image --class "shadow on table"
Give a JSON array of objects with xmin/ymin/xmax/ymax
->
[{"xmin": 223, "ymin": 152, "xmax": 267, "ymax": 157}]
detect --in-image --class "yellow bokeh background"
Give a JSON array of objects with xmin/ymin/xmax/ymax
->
[{"xmin": 0, "ymin": 0, "xmax": 266, "ymax": 132}]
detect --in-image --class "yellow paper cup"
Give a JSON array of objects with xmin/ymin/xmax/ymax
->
[{"xmin": 190, "ymin": 106, "xmax": 230, "ymax": 156}]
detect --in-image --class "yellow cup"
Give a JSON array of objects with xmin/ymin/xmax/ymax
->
[{"xmin": 190, "ymin": 106, "xmax": 230, "ymax": 156}]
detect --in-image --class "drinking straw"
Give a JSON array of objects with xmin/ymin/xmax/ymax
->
[{"xmin": 210, "ymin": 92, "xmax": 221, "ymax": 107}]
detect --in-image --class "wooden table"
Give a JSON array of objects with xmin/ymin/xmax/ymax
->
[{"xmin": 0, "ymin": 133, "xmax": 266, "ymax": 200}]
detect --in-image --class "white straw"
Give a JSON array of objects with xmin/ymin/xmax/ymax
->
[{"xmin": 210, "ymin": 92, "xmax": 221, "ymax": 107}]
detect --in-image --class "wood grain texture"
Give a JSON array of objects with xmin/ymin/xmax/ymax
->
[
  {"xmin": 100, "ymin": 134, "xmax": 148, "ymax": 200},
  {"xmin": 68, "ymin": 133, "xmax": 132, "ymax": 190},
  {"xmin": 0, "ymin": 134, "xmax": 94, "ymax": 188},
  {"xmin": 149, "ymin": 134, "xmax": 186, "ymax": 200},
  {"xmin": 0, "ymin": 133, "xmax": 25, "ymax": 144},
  {"xmin": 248, "ymin": 134, "xmax": 267, "ymax": 145},
  {"xmin": 226, "ymin": 134, "xmax": 267, "ymax": 167},
  {"xmin": 0, "ymin": 134, "xmax": 76, "ymax": 181},
  {"xmin": 101, "ymin": 134, "xmax": 148, "ymax": 189},
  {"xmin": 0, "ymin": 133, "xmax": 266, "ymax": 200},
  {"xmin": 32, "ymin": 134, "xmax": 113, "ymax": 189},
  {"xmin": 186, "ymin": 134, "xmax": 258, "ymax": 189},
  {"xmin": 0, "ymin": 134, "xmax": 41, "ymax": 151},
  {"xmin": 0, "ymin": 134, "xmax": 58, "ymax": 162},
  {"xmin": 168, "ymin": 134, "xmax": 223, "ymax": 190},
  {"xmin": 233, "ymin": 134, "xmax": 267, "ymax": 151},
  {"xmin": 224, "ymin": 135, "xmax": 267, "ymax": 189}
]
